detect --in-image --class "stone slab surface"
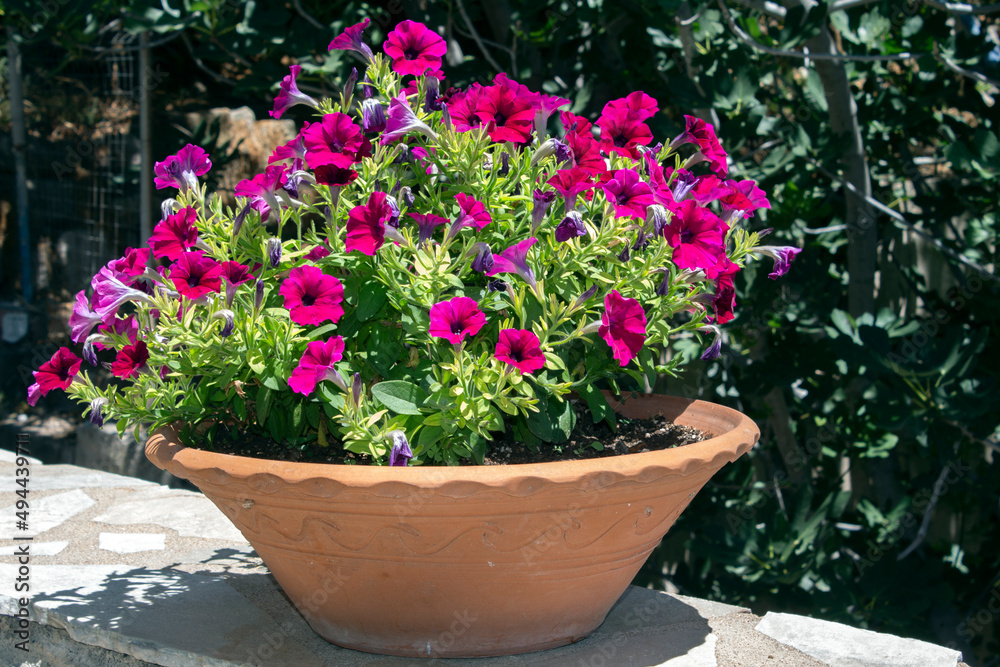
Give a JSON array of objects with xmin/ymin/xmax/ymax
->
[
  {"xmin": 755, "ymin": 612, "xmax": 963, "ymax": 667},
  {"xmin": 0, "ymin": 464, "xmax": 156, "ymax": 491},
  {"xmin": 99, "ymin": 533, "xmax": 167, "ymax": 554},
  {"xmin": 0, "ymin": 488, "xmax": 95, "ymax": 537},
  {"xmin": 92, "ymin": 486, "xmax": 245, "ymax": 542}
]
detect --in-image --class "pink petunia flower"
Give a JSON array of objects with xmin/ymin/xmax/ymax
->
[
  {"xmin": 560, "ymin": 111, "xmax": 593, "ymax": 138},
  {"xmin": 428, "ymin": 296, "xmax": 486, "ymax": 345},
  {"xmin": 154, "ymin": 144, "xmax": 211, "ymax": 191},
  {"xmin": 269, "ymin": 65, "xmax": 319, "ymax": 119},
  {"xmin": 599, "ymin": 290, "xmax": 647, "ymax": 367},
  {"xmin": 597, "ymin": 108, "xmax": 653, "ymax": 160},
  {"xmin": 672, "ymin": 115, "xmax": 728, "ymax": 176},
  {"xmin": 346, "ymin": 191, "xmax": 393, "ymax": 255},
  {"xmin": 288, "ymin": 336, "xmax": 346, "ymax": 396},
  {"xmin": 328, "ymin": 18, "xmax": 374, "ymax": 61},
  {"xmin": 303, "ymin": 113, "xmax": 363, "ymax": 170},
  {"xmin": 383, "ymin": 20, "xmax": 448, "ymax": 77},
  {"xmin": 91, "ymin": 266, "xmax": 154, "ymax": 323},
  {"xmin": 720, "ymin": 180, "xmax": 771, "ymax": 221},
  {"xmin": 446, "ymin": 193, "xmax": 491, "ymax": 240},
  {"xmin": 111, "ymin": 340, "xmax": 150, "ymax": 379},
  {"xmin": 447, "ymin": 84, "xmax": 487, "ymax": 132},
  {"xmin": 220, "ymin": 260, "xmax": 254, "ymax": 307},
  {"xmin": 110, "ymin": 247, "xmax": 151, "ymax": 280},
  {"xmin": 547, "ymin": 167, "xmax": 594, "ymax": 211},
  {"xmin": 313, "ymin": 165, "xmax": 358, "ymax": 188},
  {"xmin": 601, "ymin": 169, "xmax": 655, "ymax": 220},
  {"xmin": 148, "ymin": 207, "xmax": 199, "ymax": 261},
  {"xmin": 564, "ymin": 132, "xmax": 606, "ymax": 175},
  {"xmin": 280, "ymin": 265, "xmax": 345, "ymax": 326},
  {"xmin": 235, "ymin": 165, "xmax": 288, "ymax": 223},
  {"xmin": 486, "ymin": 237, "xmax": 538, "ymax": 290},
  {"xmin": 475, "ymin": 84, "xmax": 535, "ymax": 144},
  {"xmin": 96, "ymin": 315, "xmax": 139, "ymax": 351},
  {"xmin": 663, "ymin": 200, "xmax": 729, "ymax": 277},
  {"xmin": 27, "ymin": 347, "xmax": 81, "ymax": 405},
  {"xmin": 495, "ymin": 329, "xmax": 546, "ymax": 374},
  {"xmin": 170, "ymin": 251, "xmax": 223, "ymax": 300},
  {"xmin": 603, "ymin": 91, "xmax": 658, "ymax": 122},
  {"xmin": 710, "ymin": 257, "xmax": 741, "ymax": 324}
]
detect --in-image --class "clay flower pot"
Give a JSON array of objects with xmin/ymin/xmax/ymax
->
[{"xmin": 145, "ymin": 394, "xmax": 758, "ymax": 658}]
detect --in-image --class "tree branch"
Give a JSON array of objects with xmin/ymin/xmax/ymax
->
[
  {"xmin": 292, "ymin": 0, "xmax": 326, "ymax": 30},
  {"xmin": 897, "ymin": 465, "xmax": 950, "ymax": 561},
  {"xmin": 181, "ymin": 33, "xmax": 236, "ymax": 86},
  {"xmin": 454, "ymin": 0, "xmax": 505, "ymax": 74}
]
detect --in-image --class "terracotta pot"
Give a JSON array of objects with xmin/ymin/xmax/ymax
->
[{"xmin": 145, "ymin": 393, "xmax": 758, "ymax": 658}]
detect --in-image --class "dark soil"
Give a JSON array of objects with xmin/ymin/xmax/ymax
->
[{"xmin": 196, "ymin": 400, "xmax": 712, "ymax": 466}]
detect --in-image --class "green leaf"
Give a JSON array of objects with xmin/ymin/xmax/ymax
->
[
  {"xmin": 371, "ymin": 380, "xmax": 427, "ymax": 415},
  {"xmin": 356, "ymin": 284, "xmax": 388, "ymax": 322},
  {"xmin": 579, "ymin": 383, "xmax": 612, "ymax": 425},
  {"xmin": 257, "ymin": 386, "xmax": 274, "ymax": 424}
]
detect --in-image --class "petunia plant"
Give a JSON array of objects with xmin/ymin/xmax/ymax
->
[{"xmin": 28, "ymin": 20, "xmax": 799, "ymax": 466}]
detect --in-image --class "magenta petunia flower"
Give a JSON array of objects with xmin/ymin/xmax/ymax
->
[
  {"xmin": 720, "ymin": 180, "xmax": 771, "ymax": 220},
  {"xmin": 564, "ymin": 132, "xmax": 606, "ymax": 175},
  {"xmin": 148, "ymin": 207, "xmax": 199, "ymax": 261},
  {"xmin": 599, "ymin": 290, "xmax": 647, "ymax": 367},
  {"xmin": 475, "ymin": 84, "xmax": 535, "ymax": 144},
  {"xmin": 304, "ymin": 244, "xmax": 331, "ymax": 262},
  {"xmin": 547, "ymin": 167, "xmax": 594, "ymax": 211},
  {"xmin": 313, "ymin": 165, "xmax": 358, "ymax": 187},
  {"xmin": 601, "ymin": 169, "xmax": 655, "ymax": 220},
  {"xmin": 288, "ymin": 336, "xmax": 346, "ymax": 396},
  {"xmin": 447, "ymin": 83, "xmax": 487, "ymax": 132},
  {"xmin": 383, "ymin": 20, "xmax": 448, "ymax": 77},
  {"xmin": 597, "ymin": 108, "xmax": 653, "ymax": 160},
  {"xmin": 235, "ymin": 165, "xmax": 288, "ymax": 223},
  {"xmin": 446, "ymin": 193, "xmax": 491, "ymax": 240},
  {"xmin": 110, "ymin": 247, "xmax": 151, "ymax": 280},
  {"xmin": 561, "ymin": 111, "xmax": 593, "ymax": 137},
  {"xmin": 303, "ymin": 113, "xmax": 363, "ymax": 170},
  {"xmin": 379, "ymin": 94, "xmax": 437, "ymax": 145},
  {"xmin": 170, "ymin": 251, "xmax": 223, "ymax": 300},
  {"xmin": 111, "ymin": 340, "xmax": 150, "ymax": 379},
  {"xmin": 533, "ymin": 92, "xmax": 572, "ymax": 136},
  {"xmin": 486, "ymin": 237, "xmax": 538, "ymax": 290},
  {"xmin": 280, "ymin": 265, "xmax": 345, "ymax": 326},
  {"xmin": 495, "ymin": 329, "xmax": 546, "ymax": 374},
  {"xmin": 96, "ymin": 315, "xmax": 139, "ymax": 351},
  {"xmin": 68, "ymin": 290, "xmax": 104, "ymax": 344},
  {"xmin": 410, "ymin": 212, "xmax": 449, "ymax": 245},
  {"xmin": 672, "ymin": 115, "xmax": 728, "ymax": 176},
  {"xmin": 346, "ymin": 191, "xmax": 393, "ymax": 255},
  {"xmin": 328, "ymin": 18, "xmax": 373, "ymax": 61},
  {"xmin": 428, "ymin": 296, "xmax": 486, "ymax": 345},
  {"xmin": 269, "ymin": 65, "xmax": 319, "ymax": 120},
  {"xmin": 220, "ymin": 260, "xmax": 254, "ymax": 307},
  {"xmin": 603, "ymin": 91, "xmax": 658, "ymax": 122},
  {"xmin": 711, "ymin": 257, "xmax": 740, "ymax": 324},
  {"xmin": 686, "ymin": 173, "xmax": 728, "ymax": 205},
  {"xmin": 663, "ymin": 200, "xmax": 729, "ymax": 276},
  {"xmin": 28, "ymin": 347, "xmax": 81, "ymax": 405},
  {"xmin": 269, "ymin": 126, "xmax": 308, "ymax": 167},
  {"xmin": 154, "ymin": 144, "xmax": 211, "ymax": 191}
]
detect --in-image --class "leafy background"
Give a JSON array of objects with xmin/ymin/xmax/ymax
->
[{"xmin": 1, "ymin": 0, "xmax": 997, "ymax": 663}]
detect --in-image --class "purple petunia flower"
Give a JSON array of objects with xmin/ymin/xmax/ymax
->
[
  {"xmin": 555, "ymin": 211, "xmax": 587, "ymax": 242},
  {"xmin": 388, "ymin": 430, "xmax": 413, "ymax": 466},
  {"xmin": 753, "ymin": 245, "xmax": 802, "ymax": 280},
  {"xmin": 471, "ymin": 242, "xmax": 494, "ymax": 273},
  {"xmin": 410, "ymin": 212, "xmax": 449, "ymax": 245},
  {"xmin": 269, "ymin": 65, "xmax": 319, "ymax": 119},
  {"xmin": 379, "ymin": 95, "xmax": 438, "ymax": 145},
  {"xmin": 486, "ymin": 237, "xmax": 538, "ymax": 291},
  {"xmin": 328, "ymin": 18, "xmax": 374, "ymax": 61},
  {"xmin": 154, "ymin": 144, "xmax": 211, "ymax": 191}
]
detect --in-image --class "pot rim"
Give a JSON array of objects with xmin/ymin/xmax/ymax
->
[{"xmin": 146, "ymin": 393, "xmax": 759, "ymax": 490}]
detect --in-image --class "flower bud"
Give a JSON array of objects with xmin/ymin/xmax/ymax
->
[
  {"xmin": 352, "ymin": 372, "xmax": 363, "ymax": 408},
  {"xmin": 82, "ymin": 335, "xmax": 100, "ymax": 366},
  {"xmin": 555, "ymin": 211, "xmax": 587, "ymax": 242},
  {"xmin": 398, "ymin": 185, "xmax": 415, "ymax": 209},
  {"xmin": 646, "ymin": 204, "xmax": 668, "ymax": 236},
  {"xmin": 571, "ymin": 285, "xmax": 598, "ymax": 312},
  {"xmin": 471, "ymin": 243, "xmax": 494, "ymax": 273},
  {"xmin": 214, "ymin": 310, "xmax": 235, "ymax": 338},
  {"xmin": 344, "ymin": 67, "xmax": 358, "ymax": 100},
  {"xmin": 160, "ymin": 199, "xmax": 179, "ymax": 221},
  {"xmin": 487, "ymin": 279, "xmax": 508, "ymax": 293},
  {"xmin": 361, "ymin": 98, "xmax": 386, "ymax": 134},
  {"xmin": 254, "ymin": 279, "xmax": 265, "ymax": 311},
  {"xmin": 424, "ymin": 73, "xmax": 442, "ymax": 112},
  {"xmin": 531, "ymin": 138, "xmax": 569, "ymax": 167},
  {"xmin": 388, "ymin": 430, "xmax": 413, "ymax": 467},
  {"xmin": 360, "ymin": 73, "xmax": 375, "ymax": 99},
  {"xmin": 531, "ymin": 189, "xmax": 557, "ymax": 233},
  {"xmin": 267, "ymin": 238, "xmax": 282, "ymax": 268},
  {"xmin": 232, "ymin": 202, "xmax": 251, "ymax": 238},
  {"xmin": 89, "ymin": 397, "xmax": 108, "ymax": 427},
  {"xmin": 385, "ymin": 194, "xmax": 401, "ymax": 228}
]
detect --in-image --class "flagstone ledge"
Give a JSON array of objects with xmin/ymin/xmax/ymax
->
[{"xmin": 0, "ymin": 450, "xmax": 969, "ymax": 667}]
